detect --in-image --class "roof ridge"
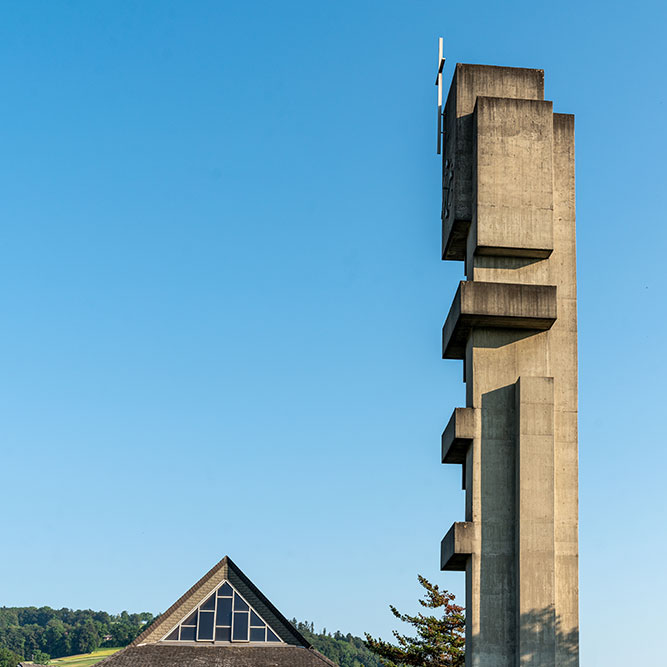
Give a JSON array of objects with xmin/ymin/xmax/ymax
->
[
  {"xmin": 225, "ymin": 556, "xmax": 311, "ymax": 648},
  {"xmin": 130, "ymin": 555, "xmax": 230, "ymax": 647}
]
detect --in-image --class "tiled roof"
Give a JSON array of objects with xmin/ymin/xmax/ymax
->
[{"xmin": 95, "ymin": 644, "xmax": 337, "ymax": 667}]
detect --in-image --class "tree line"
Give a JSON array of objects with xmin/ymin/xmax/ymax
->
[
  {"xmin": 292, "ymin": 620, "xmax": 382, "ymax": 667},
  {"xmin": 0, "ymin": 606, "xmax": 155, "ymax": 663},
  {"xmin": 0, "ymin": 607, "xmax": 380, "ymax": 667},
  {"xmin": 0, "ymin": 578, "xmax": 465, "ymax": 667}
]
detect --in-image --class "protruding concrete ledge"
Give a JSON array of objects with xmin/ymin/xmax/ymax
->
[
  {"xmin": 442, "ymin": 217, "xmax": 470, "ymax": 262},
  {"xmin": 443, "ymin": 222, "xmax": 553, "ymax": 260},
  {"xmin": 441, "ymin": 522, "xmax": 478, "ymax": 571},
  {"xmin": 442, "ymin": 281, "xmax": 557, "ymax": 359},
  {"xmin": 441, "ymin": 407, "xmax": 475, "ymax": 464}
]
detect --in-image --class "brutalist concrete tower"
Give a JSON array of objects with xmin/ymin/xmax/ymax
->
[{"xmin": 439, "ymin": 64, "xmax": 579, "ymax": 666}]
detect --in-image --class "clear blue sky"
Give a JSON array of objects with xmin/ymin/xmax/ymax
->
[{"xmin": 0, "ymin": 2, "xmax": 665, "ymax": 665}]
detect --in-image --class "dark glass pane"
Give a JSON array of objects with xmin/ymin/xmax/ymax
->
[
  {"xmin": 201, "ymin": 594, "xmax": 216, "ymax": 611},
  {"xmin": 250, "ymin": 611, "xmax": 263, "ymax": 627},
  {"xmin": 180, "ymin": 626, "xmax": 196, "ymax": 641},
  {"xmin": 233, "ymin": 594, "xmax": 249, "ymax": 612},
  {"xmin": 266, "ymin": 628, "xmax": 280, "ymax": 642},
  {"xmin": 250, "ymin": 627, "xmax": 266, "ymax": 642},
  {"xmin": 215, "ymin": 626, "xmax": 231, "ymax": 642},
  {"xmin": 218, "ymin": 582, "xmax": 233, "ymax": 596},
  {"xmin": 198, "ymin": 611, "xmax": 214, "ymax": 640},
  {"xmin": 232, "ymin": 612, "xmax": 249, "ymax": 641},
  {"xmin": 216, "ymin": 597, "xmax": 232, "ymax": 626},
  {"xmin": 184, "ymin": 610, "xmax": 198, "ymax": 626},
  {"xmin": 165, "ymin": 628, "xmax": 179, "ymax": 641}
]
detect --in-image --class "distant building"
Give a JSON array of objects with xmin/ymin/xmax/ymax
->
[{"xmin": 97, "ymin": 556, "xmax": 335, "ymax": 667}]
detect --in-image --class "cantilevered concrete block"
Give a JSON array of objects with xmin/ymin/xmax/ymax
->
[
  {"xmin": 472, "ymin": 97, "xmax": 554, "ymax": 258},
  {"xmin": 442, "ymin": 281, "xmax": 557, "ymax": 359},
  {"xmin": 441, "ymin": 407, "xmax": 475, "ymax": 464},
  {"xmin": 442, "ymin": 407, "xmax": 476, "ymax": 490},
  {"xmin": 442, "ymin": 64, "xmax": 545, "ymax": 261},
  {"xmin": 441, "ymin": 521, "xmax": 478, "ymax": 571}
]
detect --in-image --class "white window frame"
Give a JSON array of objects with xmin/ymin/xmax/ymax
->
[{"xmin": 160, "ymin": 579, "xmax": 283, "ymax": 645}]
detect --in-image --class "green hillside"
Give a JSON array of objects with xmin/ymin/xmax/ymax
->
[{"xmin": 47, "ymin": 647, "xmax": 121, "ymax": 666}]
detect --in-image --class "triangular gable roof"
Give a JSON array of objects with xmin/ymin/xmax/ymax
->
[{"xmin": 132, "ymin": 556, "xmax": 310, "ymax": 648}]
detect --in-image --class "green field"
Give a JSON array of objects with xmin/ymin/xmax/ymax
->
[{"xmin": 46, "ymin": 648, "xmax": 122, "ymax": 667}]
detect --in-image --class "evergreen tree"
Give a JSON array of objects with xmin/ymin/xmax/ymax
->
[{"xmin": 364, "ymin": 576, "xmax": 465, "ymax": 667}]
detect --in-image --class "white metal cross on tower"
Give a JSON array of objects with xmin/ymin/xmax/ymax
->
[{"xmin": 435, "ymin": 37, "xmax": 446, "ymax": 154}]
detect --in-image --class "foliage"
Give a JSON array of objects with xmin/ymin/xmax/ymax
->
[
  {"xmin": 0, "ymin": 602, "xmax": 444, "ymax": 667},
  {"xmin": 32, "ymin": 649, "xmax": 51, "ymax": 664},
  {"xmin": 364, "ymin": 576, "xmax": 465, "ymax": 667},
  {"xmin": 0, "ymin": 608, "xmax": 154, "ymax": 661},
  {"xmin": 0, "ymin": 647, "xmax": 20, "ymax": 667},
  {"xmin": 292, "ymin": 620, "xmax": 382, "ymax": 667}
]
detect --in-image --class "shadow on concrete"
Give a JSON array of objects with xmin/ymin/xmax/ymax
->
[
  {"xmin": 473, "ymin": 385, "xmax": 579, "ymax": 666},
  {"xmin": 470, "ymin": 327, "xmax": 544, "ymax": 350},
  {"xmin": 468, "ymin": 606, "xmax": 579, "ymax": 666},
  {"xmin": 465, "ymin": 607, "xmax": 579, "ymax": 667},
  {"xmin": 516, "ymin": 607, "xmax": 579, "ymax": 666},
  {"xmin": 473, "ymin": 255, "xmax": 544, "ymax": 271},
  {"xmin": 477, "ymin": 385, "xmax": 516, "ymax": 660}
]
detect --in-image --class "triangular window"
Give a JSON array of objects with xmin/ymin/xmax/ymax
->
[{"xmin": 161, "ymin": 580, "xmax": 283, "ymax": 644}]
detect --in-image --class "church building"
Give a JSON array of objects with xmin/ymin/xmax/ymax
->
[{"xmin": 98, "ymin": 556, "xmax": 336, "ymax": 667}]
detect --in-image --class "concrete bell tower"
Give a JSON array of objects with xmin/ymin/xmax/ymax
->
[{"xmin": 438, "ymin": 63, "xmax": 579, "ymax": 666}]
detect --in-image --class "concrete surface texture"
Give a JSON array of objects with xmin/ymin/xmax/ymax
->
[{"xmin": 439, "ymin": 64, "xmax": 578, "ymax": 666}]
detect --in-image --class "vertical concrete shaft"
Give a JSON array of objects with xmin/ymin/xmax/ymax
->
[
  {"xmin": 439, "ymin": 65, "xmax": 578, "ymax": 666},
  {"xmin": 515, "ymin": 376, "xmax": 556, "ymax": 666}
]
